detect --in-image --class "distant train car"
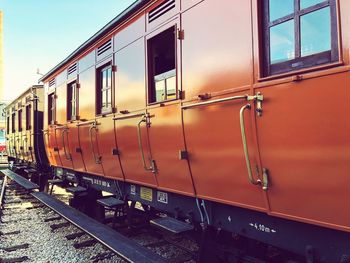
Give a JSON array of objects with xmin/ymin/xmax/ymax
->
[
  {"xmin": 5, "ymin": 85, "xmax": 49, "ymax": 185},
  {"xmin": 38, "ymin": 0, "xmax": 350, "ymax": 262}
]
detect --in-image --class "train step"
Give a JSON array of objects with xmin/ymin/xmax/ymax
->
[
  {"xmin": 47, "ymin": 179, "xmax": 64, "ymax": 184},
  {"xmin": 97, "ymin": 197, "xmax": 124, "ymax": 208},
  {"xmin": 150, "ymin": 216, "xmax": 194, "ymax": 234},
  {"xmin": 65, "ymin": 186, "xmax": 87, "ymax": 195},
  {"xmin": 31, "ymin": 191, "xmax": 166, "ymax": 263},
  {"xmin": 1, "ymin": 169, "xmax": 39, "ymax": 191},
  {"xmin": 24, "ymin": 168, "xmax": 37, "ymax": 174}
]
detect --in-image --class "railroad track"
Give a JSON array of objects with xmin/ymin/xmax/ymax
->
[{"xmin": 0, "ymin": 171, "xmax": 199, "ymax": 263}]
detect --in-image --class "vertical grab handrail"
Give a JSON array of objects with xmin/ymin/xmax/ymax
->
[
  {"xmin": 137, "ymin": 115, "xmax": 154, "ymax": 172},
  {"xmin": 89, "ymin": 123, "xmax": 102, "ymax": 164},
  {"xmin": 239, "ymin": 104, "xmax": 261, "ymax": 186},
  {"xmin": 43, "ymin": 129, "xmax": 52, "ymax": 159},
  {"xmin": 61, "ymin": 129, "xmax": 72, "ymax": 160}
]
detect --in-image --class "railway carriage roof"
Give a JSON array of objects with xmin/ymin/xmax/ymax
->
[{"xmin": 39, "ymin": 0, "xmax": 148, "ymax": 82}]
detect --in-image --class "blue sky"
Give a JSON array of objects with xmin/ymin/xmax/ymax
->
[{"xmin": 0, "ymin": 0, "xmax": 135, "ymax": 101}]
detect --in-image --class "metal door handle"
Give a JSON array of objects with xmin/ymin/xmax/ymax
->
[
  {"xmin": 89, "ymin": 124, "xmax": 102, "ymax": 164},
  {"xmin": 239, "ymin": 104, "xmax": 261, "ymax": 186},
  {"xmin": 137, "ymin": 115, "xmax": 155, "ymax": 172},
  {"xmin": 62, "ymin": 129, "xmax": 72, "ymax": 160}
]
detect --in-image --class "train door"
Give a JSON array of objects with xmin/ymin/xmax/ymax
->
[
  {"xmin": 181, "ymin": 0, "xmax": 267, "ymax": 210},
  {"xmin": 55, "ymin": 81, "xmax": 74, "ymax": 170},
  {"xmin": 114, "ymin": 37, "xmax": 157, "ymax": 187},
  {"xmin": 95, "ymin": 116, "xmax": 123, "ymax": 180},
  {"xmin": 47, "ymin": 91, "xmax": 62, "ymax": 167},
  {"xmin": 65, "ymin": 80, "xmax": 85, "ymax": 172},
  {"xmin": 55, "ymin": 126, "xmax": 74, "ymax": 169},
  {"xmin": 67, "ymin": 122, "xmax": 85, "ymax": 172},
  {"xmin": 78, "ymin": 120, "xmax": 104, "ymax": 176},
  {"xmin": 255, "ymin": 74, "xmax": 350, "ymax": 230},
  {"xmin": 145, "ymin": 21, "xmax": 195, "ymax": 196},
  {"xmin": 25, "ymin": 103, "xmax": 35, "ymax": 164}
]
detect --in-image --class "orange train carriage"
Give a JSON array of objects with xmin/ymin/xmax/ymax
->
[{"xmin": 17, "ymin": 0, "xmax": 350, "ymax": 261}]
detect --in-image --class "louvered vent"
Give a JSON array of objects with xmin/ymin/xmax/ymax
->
[
  {"xmin": 67, "ymin": 63, "xmax": 77, "ymax": 75},
  {"xmin": 148, "ymin": 0, "xmax": 175, "ymax": 23},
  {"xmin": 97, "ymin": 40, "xmax": 112, "ymax": 56},
  {"xmin": 48, "ymin": 78, "xmax": 55, "ymax": 87}
]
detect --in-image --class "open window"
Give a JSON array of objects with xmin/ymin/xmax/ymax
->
[
  {"xmin": 262, "ymin": 0, "xmax": 339, "ymax": 76},
  {"xmin": 96, "ymin": 64, "xmax": 113, "ymax": 115},
  {"xmin": 147, "ymin": 26, "xmax": 176, "ymax": 104},
  {"xmin": 25, "ymin": 104, "xmax": 31, "ymax": 130},
  {"xmin": 67, "ymin": 81, "xmax": 79, "ymax": 121},
  {"xmin": 48, "ymin": 93, "xmax": 56, "ymax": 125}
]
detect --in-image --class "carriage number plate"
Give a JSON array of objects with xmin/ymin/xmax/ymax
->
[
  {"xmin": 157, "ymin": 191, "xmax": 168, "ymax": 204},
  {"xmin": 140, "ymin": 187, "xmax": 153, "ymax": 202}
]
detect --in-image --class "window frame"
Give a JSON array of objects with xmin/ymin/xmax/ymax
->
[
  {"xmin": 48, "ymin": 93, "xmax": 56, "ymax": 125},
  {"xmin": 11, "ymin": 112, "xmax": 16, "ymax": 133},
  {"xmin": 67, "ymin": 80, "xmax": 79, "ymax": 121},
  {"xmin": 18, "ymin": 109, "xmax": 22, "ymax": 132},
  {"xmin": 262, "ymin": 0, "xmax": 339, "ymax": 76},
  {"xmin": 96, "ymin": 62, "xmax": 114, "ymax": 115},
  {"xmin": 147, "ymin": 25, "xmax": 178, "ymax": 105},
  {"xmin": 25, "ymin": 104, "xmax": 32, "ymax": 130},
  {"xmin": 6, "ymin": 116, "xmax": 10, "ymax": 134}
]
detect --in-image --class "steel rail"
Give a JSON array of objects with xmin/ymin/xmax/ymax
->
[{"xmin": 0, "ymin": 176, "xmax": 7, "ymax": 209}]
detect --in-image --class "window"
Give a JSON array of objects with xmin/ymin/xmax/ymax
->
[
  {"xmin": 67, "ymin": 81, "xmax": 79, "ymax": 120},
  {"xmin": 263, "ymin": 0, "xmax": 338, "ymax": 76},
  {"xmin": 18, "ymin": 109, "xmax": 22, "ymax": 132},
  {"xmin": 48, "ymin": 93, "xmax": 56, "ymax": 124},
  {"xmin": 25, "ymin": 104, "xmax": 31, "ymax": 130},
  {"xmin": 6, "ymin": 116, "xmax": 9, "ymax": 134},
  {"xmin": 96, "ymin": 64, "xmax": 113, "ymax": 114},
  {"xmin": 11, "ymin": 112, "xmax": 15, "ymax": 133},
  {"xmin": 147, "ymin": 26, "xmax": 176, "ymax": 103}
]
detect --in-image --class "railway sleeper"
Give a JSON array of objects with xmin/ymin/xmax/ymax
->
[
  {"xmin": 50, "ymin": 221, "xmax": 70, "ymax": 231},
  {"xmin": 1, "ymin": 243, "xmax": 29, "ymax": 252},
  {"xmin": 65, "ymin": 231, "xmax": 86, "ymax": 240},
  {"xmin": 0, "ymin": 230, "xmax": 20, "ymax": 236},
  {"xmin": 43, "ymin": 215, "xmax": 62, "ymax": 222},
  {"xmin": 0, "ymin": 256, "xmax": 29, "ymax": 263},
  {"xmin": 73, "ymin": 239, "xmax": 97, "ymax": 249},
  {"xmin": 90, "ymin": 251, "xmax": 116, "ymax": 263}
]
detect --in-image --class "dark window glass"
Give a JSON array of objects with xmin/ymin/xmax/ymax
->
[
  {"xmin": 67, "ymin": 81, "xmax": 78, "ymax": 120},
  {"xmin": 6, "ymin": 116, "xmax": 9, "ymax": 134},
  {"xmin": 96, "ymin": 64, "xmax": 112, "ymax": 115},
  {"xmin": 263, "ymin": 0, "xmax": 338, "ymax": 76},
  {"xmin": 48, "ymin": 93, "xmax": 56, "ymax": 124},
  {"xmin": 18, "ymin": 109, "xmax": 22, "ymax": 132},
  {"xmin": 25, "ymin": 105, "xmax": 31, "ymax": 130},
  {"xmin": 148, "ymin": 26, "xmax": 176, "ymax": 103},
  {"xmin": 11, "ymin": 112, "xmax": 15, "ymax": 133}
]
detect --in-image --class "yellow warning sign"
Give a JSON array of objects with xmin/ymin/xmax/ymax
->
[{"xmin": 140, "ymin": 187, "xmax": 153, "ymax": 202}]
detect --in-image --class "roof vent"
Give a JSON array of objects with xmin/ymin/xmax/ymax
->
[
  {"xmin": 67, "ymin": 63, "xmax": 77, "ymax": 75},
  {"xmin": 148, "ymin": 0, "xmax": 175, "ymax": 23},
  {"xmin": 48, "ymin": 78, "xmax": 55, "ymax": 87},
  {"xmin": 97, "ymin": 40, "xmax": 112, "ymax": 56}
]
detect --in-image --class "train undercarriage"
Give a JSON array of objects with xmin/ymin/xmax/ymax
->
[{"xmin": 10, "ymin": 164, "xmax": 347, "ymax": 263}]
